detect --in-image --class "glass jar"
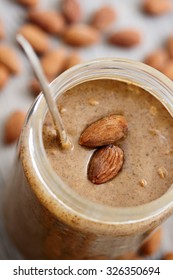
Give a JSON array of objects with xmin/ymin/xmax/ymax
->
[{"xmin": 4, "ymin": 58, "xmax": 173, "ymax": 260}]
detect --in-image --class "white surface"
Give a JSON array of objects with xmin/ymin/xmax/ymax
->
[{"xmin": 0, "ymin": 0, "xmax": 173, "ymax": 259}]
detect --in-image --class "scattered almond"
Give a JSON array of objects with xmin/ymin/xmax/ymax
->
[
  {"xmin": 142, "ymin": 0, "xmax": 173, "ymax": 16},
  {"xmin": 139, "ymin": 228, "xmax": 162, "ymax": 256},
  {"xmin": 65, "ymin": 52, "xmax": 82, "ymax": 69},
  {"xmin": 163, "ymin": 252, "xmax": 173, "ymax": 260},
  {"xmin": 62, "ymin": 0, "xmax": 82, "ymax": 23},
  {"xmin": 88, "ymin": 145, "xmax": 124, "ymax": 184},
  {"xmin": 4, "ymin": 111, "xmax": 26, "ymax": 144},
  {"xmin": 16, "ymin": 0, "xmax": 38, "ymax": 7},
  {"xmin": 167, "ymin": 35, "xmax": 173, "ymax": 58},
  {"xmin": 108, "ymin": 29, "xmax": 141, "ymax": 48},
  {"xmin": 162, "ymin": 60, "xmax": 173, "ymax": 80},
  {"xmin": 91, "ymin": 6, "xmax": 116, "ymax": 31},
  {"xmin": 157, "ymin": 167, "xmax": 168, "ymax": 178},
  {"xmin": 0, "ymin": 64, "xmax": 9, "ymax": 90},
  {"xmin": 63, "ymin": 24, "xmax": 100, "ymax": 47},
  {"xmin": 79, "ymin": 115, "xmax": 128, "ymax": 148},
  {"xmin": 0, "ymin": 45, "xmax": 22, "ymax": 74},
  {"xmin": 28, "ymin": 10, "xmax": 66, "ymax": 35},
  {"xmin": 88, "ymin": 98, "xmax": 99, "ymax": 106},
  {"xmin": 18, "ymin": 24, "xmax": 50, "ymax": 54},
  {"xmin": 41, "ymin": 48, "xmax": 67, "ymax": 80},
  {"xmin": 139, "ymin": 179, "xmax": 147, "ymax": 187},
  {"xmin": 144, "ymin": 49, "xmax": 169, "ymax": 71},
  {"xmin": 0, "ymin": 19, "xmax": 5, "ymax": 39}
]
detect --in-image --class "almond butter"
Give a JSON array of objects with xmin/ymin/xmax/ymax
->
[
  {"xmin": 18, "ymin": 24, "xmax": 50, "ymax": 54},
  {"xmin": 0, "ymin": 45, "xmax": 22, "ymax": 74},
  {"xmin": 63, "ymin": 24, "xmax": 100, "ymax": 47},
  {"xmin": 91, "ymin": 6, "xmax": 116, "ymax": 31},
  {"xmin": 163, "ymin": 252, "xmax": 173, "ymax": 260},
  {"xmin": 161, "ymin": 60, "xmax": 173, "ymax": 80},
  {"xmin": 17, "ymin": 0, "xmax": 38, "ymax": 7},
  {"xmin": 0, "ymin": 19, "xmax": 5, "ymax": 39},
  {"xmin": 143, "ymin": 0, "xmax": 173, "ymax": 16},
  {"xmin": 167, "ymin": 35, "xmax": 173, "ymax": 58},
  {"xmin": 109, "ymin": 29, "xmax": 141, "ymax": 47},
  {"xmin": 4, "ymin": 111, "xmax": 26, "ymax": 144},
  {"xmin": 139, "ymin": 228, "xmax": 162, "ymax": 256},
  {"xmin": 0, "ymin": 64, "xmax": 9, "ymax": 90},
  {"xmin": 28, "ymin": 10, "xmax": 66, "ymax": 35},
  {"xmin": 79, "ymin": 115, "xmax": 128, "ymax": 148},
  {"xmin": 66, "ymin": 51, "xmax": 82, "ymax": 69},
  {"xmin": 144, "ymin": 49, "xmax": 169, "ymax": 71},
  {"xmin": 62, "ymin": 0, "xmax": 82, "ymax": 23},
  {"xmin": 88, "ymin": 145, "xmax": 124, "ymax": 184},
  {"xmin": 41, "ymin": 48, "xmax": 67, "ymax": 79}
]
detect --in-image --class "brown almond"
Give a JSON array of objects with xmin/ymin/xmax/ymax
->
[
  {"xmin": 4, "ymin": 111, "xmax": 26, "ymax": 144},
  {"xmin": 167, "ymin": 35, "xmax": 173, "ymax": 58},
  {"xmin": 88, "ymin": 145, "xmax": 124, "ymax": 184},
  {"xmin": 17, "ymin": 0, "xmax": 38, "ymax": 7},
  {"xmin": 18, "ymin": 24, "xmax": 50, "ymax": 54},
  {"xmin": 162, "ymin": 60, "xmax": 173, "ymax": 80},
  {"xmin": 109, "ymin": 29, "xmax": 141, "ymax": 47},
  {"xmin": 30, "ymin": 79, "xmax": 41, "ymax": 96},
  {"xmin": 63, "ymin": 24, "xmax": 100, "ymax": 47},
  {"xmin": 62, "ymin": 0, "xmax": 82, "ymax": 23},
  {"xmin": 144, "ymin": 49, "xmax": 169, "ymax": 71},
  {"xmin": 28, "ymin": 10, "xmax": 66, "ymax": 35},
  {"xmin": 66, "ymin": 51, "xmax": 82, "ymax": 69},
  {"xmin": 0, "ymin": 45, "xmax": 22, "ymax": 74},
  {"xmin": 163, "ymin": 252, "xmax": 173, "ymax": 260},
  {"xmin": 143, "ymin": 0, "xmax": 173, "ymax": 16},
  {"xmin": 0, "ymin": 19, "xmax": 5, "ymax": 39},
  {"xmin": 139, "ymin": 228, "xmax": 162, "ymax": 256},
  {"xmin": 0, "ymin": 64, "xmax": 9, "ymax": 90},
  {"xmin": 79, "ymin": 115, "xmax": 128, "ymax": 148},
  {"xmin": 91, "ymin": 6, "xmax": 116, "ymax": 31}
]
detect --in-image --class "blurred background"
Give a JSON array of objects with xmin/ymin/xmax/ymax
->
[{"xmin": 0, "ymin": 0, "xmax": 173, "ymax": 260}]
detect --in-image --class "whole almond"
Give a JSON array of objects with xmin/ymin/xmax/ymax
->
[
  {"xmin": 91, "ymin": 6, "xmax": 116, "ymax": 31},
  {"xmin": 163, "ymin": 252, "xmax": 173, "ymax": 260},
  {"xmin": 30, "ymin": 79, "xmax": 41, "ymax": 96},
  {"xmin": 17, "ymin": 0, "xmax": 38, "ymax": 7},
  {"xmin": 66, "ymin": 51, "xmax": 82, "ymax": 69},
  {"xmin": 0, "ymin": 64, "xmax": 9, "ymax": 90},
  {"xmin": 139, "ymin": 228, "xmax": 162, "ymax": 256},
  {"xmin": 167, "ymin": 35, "xmax": 173, "ymax": 58},
  {"xmin": 0, "ymin": 19, "xmax": 5, "ymax": 39},
  {"xmin": 143, "ymin": 0, "xmax": 173, "ymax": 16},
  {"xmin": 79, "ymin": 115, "xmax": 128, "ymax": 148},
  {"xmin": 88, "ymin": 145, "xmax": 124, "ymax": 184},
  {"xmin": 0, "ymin": 45, "xmax": 22, "ymax": 74},
  {"xmin": 144, "ymin": 49, "xmax": 169, "ymax": 71},
  {"xmin": 162, "ymin": 60, "xmax": 173, "ymax": 80},
  {"xmin": 64, "ymin": 24, "xmax": 100, "ymax": 47},
  {"xmin": 41, "ymin": 48, "xmax": 67, "ymax": 79},
  {"xmin": 109, "ymin": 29, "xmax": 141, "ymax": 47},
  {"xmin": 18, "ymin": 24, "xmax": 50, "ymax": 54},
  {"xmin": 28, "ymin": 10, "xmax": 66, "ymax": 35},
  {"xmin": 62, "ymin": 0, "xmax": 82, "ymax": 23},
  {"xmin": 4, "ymin": 111, "xmax": 26, "ymax": 144}
]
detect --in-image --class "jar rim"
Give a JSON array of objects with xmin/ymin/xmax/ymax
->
[{"xmin": 25, "ymin": 58, "xmax": 173, "ymax": 225}]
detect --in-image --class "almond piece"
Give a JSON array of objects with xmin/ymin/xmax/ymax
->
[
  {"xmin": 66, "ymin": 51, "xmax": 82, "ymax": 69},
  {"xmin": 4, "ymin": 111, "xmax": 26, "ymax": 144},
  {"xmin": 28, "ymin": 10, "xmax": 66, "ymax": 35},
  {"xmin": 63, "ymin": 24, "xmax": 100, "ymax": 47},
  {"xmin": 139, "ymin": 228, "xmax": 162, "ymax": 256},
  {"xmin": 163, "ymin": 252, "xmax": 173, "ymax": 260},
  {"xmin": 79, "ymin": 115, "xmax": 128, "ymax": 148},
  {"xmin": 17, "ymin": 0, "xmax": 38, "ymax": 7},
  {"xmin": 62, "ymin": 0, "xmax": 82, "ymax": 23},
  {"xmin": 0, "ymin": 64, "xmax": 9, "ymax": 90},
  {"xmin": 91, "ymin": 6, "xmax": 116, "ymax": 31},
  {"xmin": 0, "ymin": 19, "xmax": 5, "ymax": 39},
  {"xmin": 109, "ymin": 29, "xmax": 141, "ymax": 47},
  {"xmin": 0, "ymin": 45, "xmax": 22, "ymax": 74},
  {"xmin": 167, "ymin": 35, "xmax": 173, "ymax": 58},
  {"xmin": 162, "ymin": 60, "xmax": 173, "ymax": 80},
  {"xmin": 88, "ymin": 145, "xmax": 124, "ymax": 184},
  {"xmin": 143, "ymin": 0, "xmax": 173, "ymax": 16},
  {"xmin": 144, "ymin": 49, "xmax": 169, "ymax": 71},
  {"xmin": 41, "ymin": 48, "xmax": 67, "ymax": 79},
  {"xmin": 18, "ymin": 24, "xmax": 50, "ymax": 54}
]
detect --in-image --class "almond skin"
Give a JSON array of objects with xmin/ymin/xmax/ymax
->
[
  {"xmin": 0, "ymin": 45, "xmax": 22, "ymax": 74},
  {"xmin": 4, "ymin": 111, "xmax": 26, "ymax": 144},
  {"xmin": 143, "ymin": 0, "xmax": 173, "ymax": 16},
  {"xmin": 91, "ymin": 6, "xmax": 116, "ymax": 31},
  {"xmin": 139, "ymin": 228, "xmax": 162, "ymax": 256},
  {"xmin": 161, "ymin": 60, "xmax": 173, "ymax": 80},
  {"xmin": 18, "ymin": 24, "xmax": 50, "ymax": 54},
  {"xmin": 65, "ymin": 51, "xmax": 82, "ymax": 69},
  {"xmin": 28, "ymin": 10, "xmax": 66, "ymax": 35},
  {"xmin": 62, "ymin": 0, "xmax": 82, "ymax": 23},
  {"xmin": 17, "ymin": 0, "xmax": 38, "ymax": 7},
  {"xmin": 0, "ymin": 64, "xmax": 9, "ymax": 90},
  {"xmin": 0, "ymin": 19, "xmax": 5, "ymax": 39},
  {"xmin": 79, "ymin": 115, "xmax": 128, "ymax": 148},
  {"xmin": 88, "ymin": 145, "xmax": 124, "ymax": 184},
  {"xmin": 63, "ymin": 24, "xmax": 100, "ymax": 47},
  {"xmin": 109, "ymin": 29, "xmax": 141, "ymax": 47},
  {"xmin": 144, "ymin": 49, "xmax": 169, "ymax": 71},
  {"xmin": 167, "ymin": 35, "xmax": 173, "ymax": 58}
]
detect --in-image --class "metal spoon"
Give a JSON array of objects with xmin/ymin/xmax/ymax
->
[{"xmin": 17, "ymin": 34, "xmax": 72, "ymax": 150}]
